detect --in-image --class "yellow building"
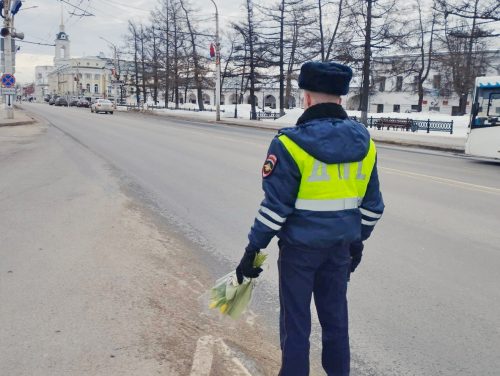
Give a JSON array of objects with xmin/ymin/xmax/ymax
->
[{"xmin": 36, "ymin": 17, "xmax": 116, "ymax": 101}]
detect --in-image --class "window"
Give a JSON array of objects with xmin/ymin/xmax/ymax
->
[
  {"xmin": 396, "ymin": 76, "xmax": 403, "ymax": 92},
  {"xmin": 432, "ymin": 75, "xmax": 441, "ymax": 89},
  {"xmin": 411, "ymin": 75, "xmax": 419, "ymax": 92},
  {"xmin": 377, "ymin": 104, "xmax": 384, "ymax": 113},
  {"xmin": 411, "ymin": 105, "xmax": 419, "ymax": 111},
  {"xmin": 37, "ymin": 73, "xmax": 42, "ymax": 79},
  {"xmin": 85, "ymin": 73, "xmax": 91, "ymax": 79},
  {"xmin": 378, "ymin": 77, "xmax": 386, "ymax": 92},
  {"xmin": 94, "ymin": 84, "xmax": 99, "ymax": 94},
  {"xmin": 443, "ymin": 100, "xmax": 449, "ymax": 105},
  {"xmin": 94, "ymin": 74, "xmax": 100, "ymax": 80},
  {"xmin": 393, "ymin": 104, "xmax": 400, "ymax": 113},
  {"xmin": 86, "ymin": 83, "xmax": 91, "ymax": 92}
]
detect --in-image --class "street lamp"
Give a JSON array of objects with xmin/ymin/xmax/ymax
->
[
  {"xmin": 99, "ymin": 36, "xmax": 120, "ymax": 107},
  {"xmin": 234, "ymin": 87, "xmax": 239, "ymax": 119},
  {"xmin": 210, "ymin": 0, "xmax": 221, "ymax": 121}
]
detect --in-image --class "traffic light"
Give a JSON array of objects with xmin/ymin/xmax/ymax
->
[{"xmin": 0, "ymin": 27, "xmax": 8, "ymax": 37}]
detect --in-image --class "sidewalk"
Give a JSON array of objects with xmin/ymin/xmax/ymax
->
[
  {"xmin": 149, "ymin": 110, "xmax": 467, "ymax": 153},
  {"xmin": 0, "ymin": 106, "xmax": 37, "ymax": 127}
]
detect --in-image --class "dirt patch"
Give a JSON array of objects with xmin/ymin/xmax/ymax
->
[{"xmin": 93, "ymin": 200, "xmax": 282, "ymax": 375}]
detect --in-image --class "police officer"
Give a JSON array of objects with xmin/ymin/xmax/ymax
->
[{"xmin": 236, "ymin": 61, "xmax": 384, "ymax": 376}]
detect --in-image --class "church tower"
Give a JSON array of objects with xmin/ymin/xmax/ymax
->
[{"xmin": 54, "ymin": 6, "xmax": 70, "ymax": 66}]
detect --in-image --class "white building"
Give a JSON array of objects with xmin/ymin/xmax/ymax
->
[
  {"xmin": 35, "ymin": 18, "xmax": 118, "ymax": 102},
  {"xmin": 34, "ymin": 66, "xmax": 52, "ymax": 101},
  {"xmin": 344, "ymin": 50, "xmax": 500, "ymax": 116}
]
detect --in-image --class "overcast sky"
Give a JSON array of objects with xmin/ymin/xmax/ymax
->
[{"xmin": 15, "ymin": 0, "xmax": 243, "ymax": 83}]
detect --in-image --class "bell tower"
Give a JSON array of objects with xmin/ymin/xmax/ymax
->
[{"xmin": 54, "ymin": 5, "xmax": 70, "ymax": 66}]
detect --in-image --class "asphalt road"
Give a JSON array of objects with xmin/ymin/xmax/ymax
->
[{"xmin": 20, "ymin": 103, "xmax": 500, "ymax": 375}]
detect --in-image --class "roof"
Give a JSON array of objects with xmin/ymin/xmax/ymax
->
[
  {"xmin": 479, "ymin": 82, "xmax": 500, "ymax": 89},
  {"xmin": 476, "ymin": 76, "xmax": 500, "ymax": 88},
  {"xmin": 56, "ymin": 31, "xmax": 69, "ymax": 40}
]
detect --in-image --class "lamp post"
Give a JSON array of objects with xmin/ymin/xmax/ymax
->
[
  {"xmin": 234, "ymin": 87, "xmax": 238, "ymax": 118},
  {"xmin": 210, "ymin": 0, "xmax": 221, "ymax": 121},
  {"xmin": 3, "ymin": 0, "xmax": 14, "ymax": 119},
  {"xmin": 100, "ymin": 36, "xmax": 119, "ymax": 107}
]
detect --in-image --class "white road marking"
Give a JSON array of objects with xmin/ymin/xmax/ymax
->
[
  {"xmin": 190, "ymin": 336, "xmax": 253, "ymax": 376},
  {"xmin": 190, "ymin": 335, "xmax": 215, "ymax": 376},
  {"xmin": 216, "ymin": 338, "xmax": 253, "ymax": 376},
  {"xmin": 379, "ymin": 166, "xmax": 500, "ymax": 195}
]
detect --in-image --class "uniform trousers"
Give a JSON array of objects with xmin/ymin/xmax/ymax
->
[{"xmin": 278, "ymin": 241, "xmax": 351, "ymax": 376}]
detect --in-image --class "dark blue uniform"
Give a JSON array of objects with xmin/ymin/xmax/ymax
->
[{"xmin": 247, "ymin": 103, "xmax": 384, "ymax": 375}]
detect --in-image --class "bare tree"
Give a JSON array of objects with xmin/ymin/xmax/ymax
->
[
  {"xmin": 128, "ymin": 21, "xmax": 141, "ymax": 105},
  {"xmin": 232, "ymin": 0, "xmax": 265, "ymax": 120},
  {"xmin": 346, "ymin": 0, "xmax": 404, "ymax": 124},
  {"xmin": 317, "ymin": 0, "xmax": 345, "ymax": 61},
  {"xmin": 435, "ymin": 0, "xmax": 498, "ymax": 114},
  {"xmin": 400, "ymin": 0, "xmax": 438, "ymax": 112},
  {"xmin": 179, "ymin": 0, "xmax": 206, "ymax": 111},
  {"xmin": 170, "ymin": 0, "xmax": 183, "ymax": 108}
]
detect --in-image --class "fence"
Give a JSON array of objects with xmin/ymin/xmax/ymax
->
[
  {"xmin": 350, "ymin": 116, "xmax": 454, "ymax": 134},
  {"xmin": 118, "ymin": 104, "xmax": 224, "ymax": 113},
  {"xmin": 251, "ymin": 111, "xmax": 282, "ymax": 120}
]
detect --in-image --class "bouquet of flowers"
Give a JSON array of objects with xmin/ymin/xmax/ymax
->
[{"xmin": 208, "ymin": 252, "xmax": 267, "ymax": 319}]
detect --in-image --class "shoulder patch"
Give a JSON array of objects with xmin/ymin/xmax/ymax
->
[{"xmin": 262, "ymin": 154, "xmax": 277, "ymax": 178}]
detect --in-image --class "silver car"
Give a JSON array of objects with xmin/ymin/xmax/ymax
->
[{"xmin": 91, "ymin": 99, "xmax": 114, "ymax": 114}]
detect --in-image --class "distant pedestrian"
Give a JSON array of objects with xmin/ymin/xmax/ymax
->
[{"xmin": 236, "ymin": 61, "xmax": 384, "ymax": 375}]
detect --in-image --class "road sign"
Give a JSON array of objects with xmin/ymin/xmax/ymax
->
[
  {"xmin": 1, "ymin": 88, "xmax": 16, "ymax": 95},
  {"xmin": 1, "ymin": 73, "xmax": 16, "ymax": 88}
]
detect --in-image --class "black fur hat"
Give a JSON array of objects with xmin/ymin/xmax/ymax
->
[{"xmin": 298, "ymin": 61, "xmax": 353, "ymax": 96}]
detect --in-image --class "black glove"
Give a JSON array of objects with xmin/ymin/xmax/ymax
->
[
  {"xmin": 350, "ymin": 241, "xmax": 364, "ymax": 273},
  {"xmin": 236, "ymin": 245, "xmax": 263, "ymax": 284}
]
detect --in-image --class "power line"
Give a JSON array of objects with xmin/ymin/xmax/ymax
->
[
  {"xmin": 17, "ymin": 40, "xmax": 56, "ymax": 47},
  {"xmin": 58, "ymin": 0, "xmax": 94, "ymax": 17}
]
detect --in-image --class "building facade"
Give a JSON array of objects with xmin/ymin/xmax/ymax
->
[
  {"xmin": 344, "ymin": 50, "xmax": 500, "ymax": 115},
  {"xmin": 35, "ymin": 19, "xmax": 118, "ymax": 102}
]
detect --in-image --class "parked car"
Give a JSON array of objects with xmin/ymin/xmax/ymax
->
[
  {"xmin": 48, "ymin": 97, "xmax": 57, "ymax": 105},
  {"xmin": 91, "ymin": 99, "xmax": 114, "ymax": 114},
  {"xmin": 55, "ymin": 97, "xmax": 68, "ymax": 106},
  {"xmin": 69, "ymin": 98, "xmax": 79, "ymax": 107},
  {"xmin": 77, "ymin": 98, "xmax": 90, "ymax": 108},
  {"xmin": 44, "ymin": 94, "xmax": 51, "ymax": 103}
]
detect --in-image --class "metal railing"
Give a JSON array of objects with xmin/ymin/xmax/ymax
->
[
  {"xmin": 350, "ymin": 116, "xmax": 454, "ymax": 134},
  {"xmin": 252, "ymin": 111, "xmax": 282, "ymax": 120},
  {"xmin": 118, "ymin": 104, "xmax": 225, "ymax": 113},
  {"xmin": 160, "ymin": 106, "xmax": 225, "ymax": 113}
]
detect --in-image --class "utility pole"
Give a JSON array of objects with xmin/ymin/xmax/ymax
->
[
  {"xmin": 210, "ymin": 0, "xmax": 221, "ymax": 121},
  {"xmin": 100, "ymin": 36, "xmax": 120, "ymax": 108},
  {"xmin": 3, "ymin": 0, "xmax": 14, "ymax": 119}
]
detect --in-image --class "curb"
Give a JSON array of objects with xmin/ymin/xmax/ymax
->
[
  {"xmin": 0, "ymin": 108, "xmax": 38, "ymax": 127},
  {"xmin": 369, "ymin": 137, "xmax": 465, "ymax": 153},
  {"xmin": 147, "ymin": 112, "xmax": 466, "ymax": 153},
  {"xmin": 0, "ymin": 119, "xmax": 37, "ymax": 127}
]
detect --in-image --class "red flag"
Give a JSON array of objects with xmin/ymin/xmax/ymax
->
[{"xmin": 210, "ymin": 43, "xmax": 215, "ymax": 58}]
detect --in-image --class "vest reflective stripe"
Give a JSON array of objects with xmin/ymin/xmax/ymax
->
[
  {"xmin": 278, "ymin": 134, "xmax": 376, "ymax": 209},
  {"xmin": 295, "ymin": 197, "xmax": 361, "ymax": 211}
]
